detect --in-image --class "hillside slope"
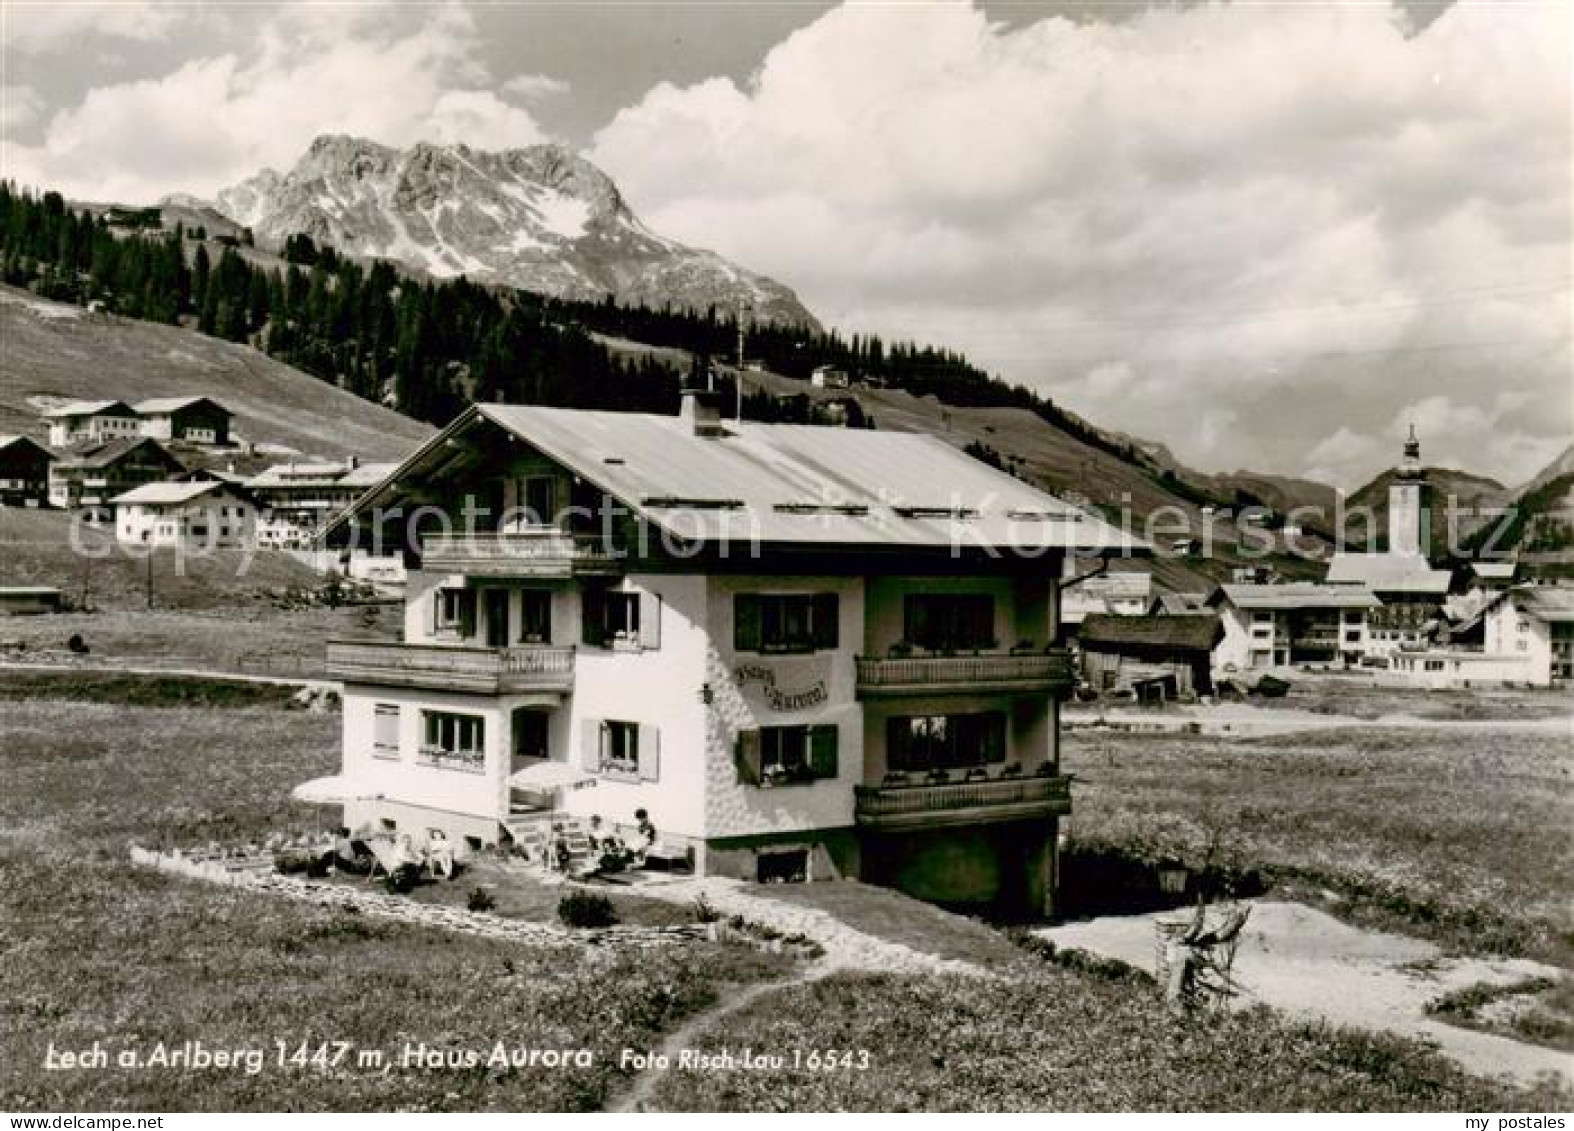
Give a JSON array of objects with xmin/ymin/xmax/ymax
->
[{"xmin": 0, "ymin": 286, "xmax": 432, "ymax": 462}]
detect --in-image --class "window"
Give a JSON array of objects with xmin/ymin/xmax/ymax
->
[
  {"xmin": 736, "ymin": 725, "xmax": 838, "ymax": 786},
  {"xmin": 372, "ymin": 704, "xmax": 400, "ymax": 759},
  {"xmin": 1424, "ymin": 660, "xmax": 1445, "ymax": 672},
  {"xmin": 434, "ymin": 588, "xmax": 476, "ymax": 636},
  {"xmin": 734, "ymin": 593, "xmax": 838, "ymax": 653},
  {"xmin": 583, "ymin": 589, "xmax": 642, "ymax": 645},
  {"xmin": 420, "ymin": 711, "xmax": 485, "ymax": 769},
  {"xmin": 583, "ymin": 719, "xmax": 659, "ymax": 782},
  {"xmin": 886, "ymin": 712, "xmax": 1007, "ymax": 772},
  {"xmin": 522, "ymin": 475, "xmax": 557, "ymax": 526},
  {"xmin": 903, "ymin": 594, "xmax": 995, "ymax": 651},
  {"xmin": 519, "ymin": 590, "xmax": 552, "ymax": 643}
]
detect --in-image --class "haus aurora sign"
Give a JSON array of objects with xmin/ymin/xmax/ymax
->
[{"xmin": 734, "ymin": 662, "xmax": 829, "ymax": 712}]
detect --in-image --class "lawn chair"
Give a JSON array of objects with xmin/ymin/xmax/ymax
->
[{"xmin": 364, "ymin": 836, "xmax": 402, "ymax": 884}]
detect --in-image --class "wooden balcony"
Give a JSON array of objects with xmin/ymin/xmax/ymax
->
[
  {"xmin": 854, "ymin": 773, "xmax": 1072, "ymax": 831},
  {"xmin": 326, "ymin": 641, "xmax": 575, "ymax": 694},
  {"xmin": 419, "ymin": 530, "xmax": 621, "ymax": 578},
  {"xmin": 855, "ymin": 649, "xmax": 1074, "ymax": 697}
]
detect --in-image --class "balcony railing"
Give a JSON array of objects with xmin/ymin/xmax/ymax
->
[
  {"xmin": 855, "ymin": 649, "xmax": 1073, "ymax": 697},
  {"xmin": 326, "ymin": 640, "xmax": 575, "ymax": 694},
  {"xmin": 420, "ymin": 529, "xmax": 622, "ymax": 577},
  {"xmin": 854, "ymin": 773, "xmax": 1072, "ymax": 830}
]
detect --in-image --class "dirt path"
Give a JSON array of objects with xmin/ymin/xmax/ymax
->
[
  {"xmin": 605, "ymin": 961, "xmax": 834, "ymax": 1113},
  {"xmin": 1038, "ymin": 900, "xmax": 1572, "ymax": 1088}
]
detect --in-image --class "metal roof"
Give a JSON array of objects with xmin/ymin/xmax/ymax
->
[
  {"xmin": 1325, "ymin": 552, "xmax": 1452, "ymax": 594},
  {"xmin": 42, "ymin": 399, "xmax": 135, "ymax": 419},
  {"xmin": 111, "ymin": 480, "xmax": 239, "ymax": 506},
  {"xmin": 55, "ymin": 437, "xmax": 178, "ymax": 470},
  {"xmin": 331, "ymin": 404, "xmax": 1148, "ymax": 556},
  {"xmin": 1214, "ymin": 583, "xmax": 1382, "ymax": 610},
  {"xmin": 133, "ymin": 396, "xmax": 230, "ymax": 415}
]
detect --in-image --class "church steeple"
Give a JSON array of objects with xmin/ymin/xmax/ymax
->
[
  {"xmin": 1390, "ymin": 424, "xmax": 1427, "ymax": 554},
  {"xmin": 1398, "ymin": 423, "xmax": 1424, "ymax": 481}
]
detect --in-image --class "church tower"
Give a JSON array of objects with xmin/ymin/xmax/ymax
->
[{"xmin": 1388, "ymin": 424, "xmax": 1427, "ymax": 556}]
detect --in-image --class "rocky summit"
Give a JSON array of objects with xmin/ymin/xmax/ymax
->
[{"xmin": 203, "ymin": 134, "xmax": 818, "ymax": 328}]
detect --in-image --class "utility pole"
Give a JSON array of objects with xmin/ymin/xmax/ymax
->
[{"xmin": 735, "ymin": 299, "xmax": 752, "ymax": 422}]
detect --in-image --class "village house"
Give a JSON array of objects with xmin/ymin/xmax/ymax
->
[
  {"xmin": 809, "ymin": 365, "xmax": 851, "ymax": 390},
  {"xmin": 321, "ymin": 394, "xmax": 1142, "ymax": 917},
  {"xmin": 0, "ymin": 435, "xmax": 55, "ymax": 507},
  {"xmin": 1208, "ymin": 583, "xmax": 1380, "ymax": 672},
  {"xmin": 1060, "ymin": 568, "xmax": 1154, "ymax": 637},
  {"xmin": 43, "ymin": 400, "xmax": 141, "ymax": 449},
  {"xmin": 112, "ymin": 480, "xmax": 257, "ymax": 550},
  {"xmin": 247, "ymin": 458, "xmax": 400, "ymax": 550},
  {"xmin": 133, "ymin": 397, "xmax": 233, "ymax": 447},
  {"xmin": 1077, "ymin": 612, "xmax": 1224, "ymax": 701},
  {"xmin": 48, "ymin": 437, "xmax": 185, "ymax": 522},
  {"xmin": 1395, "ymin": 583, "xmax": 1574, "ymax": 688}
]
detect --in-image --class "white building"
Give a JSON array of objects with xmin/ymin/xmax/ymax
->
[
  {"xmin": 1396, "ymin": 584, "xmax": 1574, "ymax": 688},
  {"xmin": 247, "ymin": 458, "xmax": 399, "ymax": 549},
  {"xmin": 1208, "ymin": 583, "xmax": 1381, "ymax": 672},
  {"xmin": 43, "ymin": 400, "xmax": 141, "ymax": 449},
  {"xmin": 112, "ymin": 480, "xmax": 256, "ymax": 550},
  {"xmin": 321, "ymin": 393, "xmax": 1142, "ymax": 916},
  {"xmin": 1325, "ymin": 427, "xmax": 1451, "ymax": 653},
  {"xmin": 809, "ymin": 365, "xmax": 851, "ymax": 389}
]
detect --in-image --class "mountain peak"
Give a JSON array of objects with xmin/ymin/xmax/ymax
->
[{"xmin": 206, "ymin": 135, "xmax": 816, "ymax": 327}]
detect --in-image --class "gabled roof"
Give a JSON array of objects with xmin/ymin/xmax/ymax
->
[
  {"xmin": 246, "ymin": 460, "xmax": 397, "ymax": 490},
  {"xmin": 337, "ymin": 461, "xmax": 400, "ymax": 488},
  {"xmin": 1150, "ymin": 591, "xmax": 1208, "ymax": 615},
  {"xmin": 327, "ymin": 404, "xmax": 1148, "ymax": 556},
  {"xmin": 1325, "ymin": 552, "xmax": 1451, "ymax": 594},
  {"xmin": 133, "ymin": 396, "xmax": 230, "ymax": 416},
  {"xmin": 1080, "ymin": 612, "xmax": 1223, "ymax": 652},
  {"xmin": 42, "ymin": 399, "xmax": 136, "ymax": 419},
  {"xmin": 55, "ymin": 436, "xmax": 182, "ymax": 471},
  {"xmin": 1071, "ymin": 572, "xmax": 1153, "ymax": 600},
  {"xmin": 0, "ymin": 434, "xmax": 54, "ymax": 459},
  {"xmin": 1516, "ymin": 585, "xmax": 1574, "ymax": 623},
  {"xmin": 1211, "ymin": 583, "xmax": 1381, "ymax": 611},
  {"xmin": 111, "ymin": 480, "xmax": 239, "ymax": 506}
]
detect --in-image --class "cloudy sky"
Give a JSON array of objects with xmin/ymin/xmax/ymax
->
[{"xmin": 2, "ymin": 1, "xmax": 1568, "ymax": 488}]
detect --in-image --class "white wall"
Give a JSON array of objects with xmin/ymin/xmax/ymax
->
[{"xmin": 699, "ymin": 574, "xmax": 864, "ymax": 839}]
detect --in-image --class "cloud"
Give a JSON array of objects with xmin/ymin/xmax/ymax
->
[
  {"xmin": 502, "ymin": 73, "xmax": 569, "ymax": 102},
  {"xmin": 0, "ymin": 2, "xmax": 178, "ymax": 50},
  {"xmin": 0, "ymin": 84, "xmax": 44, "ymax": 130},
  {"xmin": 592, "ymin": 1, "xmax": 1571, "ymax": 487},
  {"xmin": 0, "ymin": 3, "xmax": 551, "ymax": 202}
]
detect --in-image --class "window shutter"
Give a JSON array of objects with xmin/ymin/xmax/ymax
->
[
  {"xmin": 639, "ymin": 591, "xmax": 662, "ymax": 650},
  {"xmin": 637, "ymin": 724, "xmax": 660, "ymax": 781},
  {"xmin": 808, "ymin": 725, "xmax": 839, "ymax": 780},
  {"xmin": 812, "ymin": 592, "xmax": 839, "ymax": 649},
  {"xmin": 734, "ymin": 594, "xmax": 762, "ymax": 652},
  {"xmin": 582, "ymin": 588, "xmax": 605, "ymax": 645},
  {"xmin": 580, "ymin": 720, "xmax": 603, "ymax": 772},
  {"xmin": 735, "ymin": 729, "xmax": 762, "ymax": 786}
]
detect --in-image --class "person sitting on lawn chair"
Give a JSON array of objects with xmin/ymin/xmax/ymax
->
[{"xmin": 426, "ymin": 829, "xmax": 455, "ymax": 880}]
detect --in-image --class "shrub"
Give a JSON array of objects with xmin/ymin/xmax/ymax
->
[
  {"xmin": 558, "ymin": 890, "xmax": 617, "ymax": 928},
  {"xmin": 467, "ymin": 886, "xmax": 497, "ymax": 913}
]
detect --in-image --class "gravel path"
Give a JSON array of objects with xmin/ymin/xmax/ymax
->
[
  {"xmin": 633, "ymin": 876, "xmax": 990, "ymax": 977},
  {"xmin": 1038, "ymin": 900, "xmax": 1573, "ymax": 1089}
]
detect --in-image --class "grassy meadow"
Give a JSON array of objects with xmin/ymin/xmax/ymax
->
[
  {"xmin": 1061, "ymin": 723, "xmax": 1574, "ymax": 963},
  {"xmin": 3, "ymin": 675, "xmax": 1569, "ymax": 1110},
  {"xmin": 0, "ymin": 692, "xmax": 793, "ymax": 1111}
]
